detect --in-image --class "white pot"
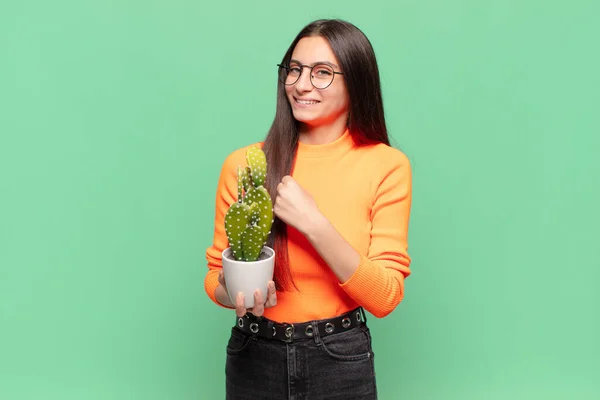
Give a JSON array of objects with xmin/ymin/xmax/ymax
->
[{"xmin": 221, "ymin": 246, "xmax": 275, "ymax": 309}]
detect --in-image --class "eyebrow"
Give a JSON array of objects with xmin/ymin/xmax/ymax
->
[{"xmin": 289, "ymin": 59, "xmax": 339, "ymax": 69}]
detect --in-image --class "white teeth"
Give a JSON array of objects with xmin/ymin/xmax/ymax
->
[{"xmin": 296, "ymin": 99, "xmax": 319, "ymax": 105}]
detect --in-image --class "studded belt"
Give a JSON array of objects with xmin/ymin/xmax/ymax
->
[{"xmin": 234, "ymin": 307, "xmax": 366, "ymax": 342}]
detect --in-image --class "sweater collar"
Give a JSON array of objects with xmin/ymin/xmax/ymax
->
[{"xmin": 296, "ymin": 129, "xmax": 355, "ymax": 159}]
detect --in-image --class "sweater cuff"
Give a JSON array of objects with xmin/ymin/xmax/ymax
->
[{"xmin": 339, "ymin": 253, "xmax": 406, "ymax": 318}]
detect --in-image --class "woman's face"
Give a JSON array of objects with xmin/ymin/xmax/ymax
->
[{"xmin": 284, "ymin": 36, "xmax": 349, "ymax": 129}]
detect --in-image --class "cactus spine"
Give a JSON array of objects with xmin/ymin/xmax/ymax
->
[{"xmin": 224, "ymin": 147, "xmax": 273, "ymax": 261}]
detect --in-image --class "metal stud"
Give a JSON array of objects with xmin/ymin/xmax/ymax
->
[
  {"xmin": 305, "ymin": 324, "xmax": 314, "ymax": 337},
  {"xmin": 342, "ymin": 317, "xmax": 351, "ymax": 328},
  {"xmin": 250, "ymin": 322, "xmax": 259, "ymax": 333},
  {"xmin": 237, "ymin": 318, "xmax": 244, "ymax": 328},
  {"xmin": 285, "ymin": 326, "xmax": 294, "ymax": 338},
  {"xmin": 325, "ymin": 323, "xmax": 335, "ymax": 334}
]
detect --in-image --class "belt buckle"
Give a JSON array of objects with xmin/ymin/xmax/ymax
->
[{"xmin": 283, "ymin": 323, "xmax": 295, "ymax": 342}]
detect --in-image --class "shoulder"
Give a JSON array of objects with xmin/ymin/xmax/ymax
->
[
  {"xmin": 353, "ymin": 142, "xmax": 412, "ymax": 197},
  {"xmin": 359, "ymin": 143, "xmax": 412, "ymax": 197},
  {"xmin": 358, "ymin": 142, "xmax": 411, "ymax": 174}
]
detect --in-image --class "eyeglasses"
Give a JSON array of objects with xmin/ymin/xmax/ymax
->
[{"xmin": 277, "ymin": 62, "xmax": 343, "ymax": 89}]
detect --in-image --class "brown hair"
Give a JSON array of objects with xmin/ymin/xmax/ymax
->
[{"xmin": 262, "ymin": 19, "xmax": 390, "ymax": 291}]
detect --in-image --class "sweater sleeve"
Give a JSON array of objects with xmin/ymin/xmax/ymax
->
[
  {"xmin": 339, "ymin": 151, "xmax": 412, "ymax": 318},
  {"xmin": 204, "ymin": 151, "xmax": 241, "ymax": 309}
]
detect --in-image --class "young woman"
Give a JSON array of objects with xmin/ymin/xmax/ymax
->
[{"xmin": 205, "ymin": 18, "xmax": 412, "ymax": 399}]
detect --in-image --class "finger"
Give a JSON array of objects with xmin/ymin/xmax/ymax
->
[
  {"xmin": 273, "ymin": 198, "xmax": 283, "ymax": 216},
  {"xmin": 272, "ymin": 206, "xmax": 286, "ymax": 223},
  {"xmin": 251, "ymin": 289, "xmax": 265, "ymax": 317},
  {"xmin": 235, "ymin": 292, "xmax": 246, "ymax": 318},
  {"xmin": 275, "ymin": 193, "xmax": 288, "ymax": 209},
  {"xmin": 218, "ymin": 269, "xmax": 225, "ymax": 286},
  {"xmin": 265, "ymin": 281, "xmax": 277, "ymax": 308},
  {"xmin": 282, "ymin": 175, "xmax": 292, "ymax": 183}
]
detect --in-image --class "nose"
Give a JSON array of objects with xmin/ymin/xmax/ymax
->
[{"xmin": 295, "ymin": 66, "xmax": 313, "ymax": 92}]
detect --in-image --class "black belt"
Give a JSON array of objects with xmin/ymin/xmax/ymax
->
[{"xmin": 234, "ymin": 307, "xmax": 366, "ymax": 342}]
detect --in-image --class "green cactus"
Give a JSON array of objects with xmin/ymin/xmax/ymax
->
[
  {"xmin": 246, "ymin": 146, "xmax": 267, "ymax": 187},
  {"xmin": 224, "ymin": 146, "xmax": 274, "ymax": 262}
]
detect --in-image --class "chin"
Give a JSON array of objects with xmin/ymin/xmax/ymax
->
[{"xmin": 291, "ymin": 110, "xmax": 319, "ymax": 124}]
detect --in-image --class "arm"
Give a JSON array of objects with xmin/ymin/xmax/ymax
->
[
  {"xmin": 282, "ymin": 153, "xmax": 412, "ymax": 318},
  {"xmin": 304, "ymin": 215, "xmax": 361, "ymax": 283},
  {"xmin": 336, "ymin": 154, "xmax": 412, "ymax": 317}
]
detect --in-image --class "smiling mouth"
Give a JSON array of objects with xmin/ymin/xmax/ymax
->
[{"xmin": 294, "ymin": 97, "xmax": 320, "ymax": 105}]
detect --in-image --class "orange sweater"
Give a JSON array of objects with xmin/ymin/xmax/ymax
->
[{"xmin": 205, "ymin": 129, "xmax": 412, "ymax": 322}]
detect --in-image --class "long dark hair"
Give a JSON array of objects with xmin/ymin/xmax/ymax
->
[{"xmin": 262, "ymin": 19, "xmax": 390, "ymax": 291}]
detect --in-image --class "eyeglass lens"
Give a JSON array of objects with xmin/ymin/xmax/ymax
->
[{"xmin": 280, "ymin": 63, "xmax": 336, "ymax": 89}]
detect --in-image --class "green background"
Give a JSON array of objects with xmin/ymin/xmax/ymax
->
[{"xmin": 1, "ymin": 1, "xmax": 599, "ymax": 399}]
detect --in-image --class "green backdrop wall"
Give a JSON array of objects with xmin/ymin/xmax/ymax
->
[{"xmin": 1, "ymin": 1, "xmax": 598, "ymax": 399}]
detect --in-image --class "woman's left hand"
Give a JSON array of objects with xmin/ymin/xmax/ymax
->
[{"xmin": 273, "ymin": 175, "xmax": 323, "ymax": 235}]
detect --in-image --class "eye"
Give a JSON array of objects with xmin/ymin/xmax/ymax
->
[
  {"xmin": 313, "ymin": 65, "xmax": 333, "ymax": 77},
  {"xmin": 287, "ymin": 64, "xmax": 302, "ymax": 75}
]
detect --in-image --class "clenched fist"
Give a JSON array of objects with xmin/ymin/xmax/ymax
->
[{"xmin": 273, "ymin": 175, "xmax": 324, "ymax": 236}]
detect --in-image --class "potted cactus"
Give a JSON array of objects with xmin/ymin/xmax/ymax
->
[{"xmin": 221, "ymin": 146, "xmax": 275, "ymax": 308}]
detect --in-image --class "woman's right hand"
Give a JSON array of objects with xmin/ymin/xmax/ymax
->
[{"xmin": 217, "ymin": 269, "xmax": 277, "ymax": 318}]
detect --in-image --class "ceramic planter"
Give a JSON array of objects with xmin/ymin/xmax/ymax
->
[{"xmin": 221, "ymin": 246, "xmax": 275, "ymax": 309}]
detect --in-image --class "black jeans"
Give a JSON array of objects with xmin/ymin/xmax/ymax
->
[{"xmin": 225, "ymin": 318, "xmax": 377, "ymax": 399}]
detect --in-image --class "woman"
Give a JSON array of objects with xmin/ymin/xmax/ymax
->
[{"xmin": 205, "ymin": 18, "xmax": 412, "ymax": 399}]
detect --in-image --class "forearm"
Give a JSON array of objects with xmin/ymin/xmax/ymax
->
[
  {"xmin": 303, "ymin": 214, "xmax": 361, "ymax": 283},
  {"xmin": 303, "ymin": 213, "xmax": 409, "ymax": 318}
]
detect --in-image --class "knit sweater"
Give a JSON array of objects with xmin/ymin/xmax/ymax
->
[{"xmin": 204, "ymin": 129, "xmax": 412, "ymax": 322}]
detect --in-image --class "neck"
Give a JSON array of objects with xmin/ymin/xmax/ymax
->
[{"xmin": 298, "ymin": 116, "xmax": 348, "ymax": 145}]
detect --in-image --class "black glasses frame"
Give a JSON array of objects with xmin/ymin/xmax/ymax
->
[{"xmin": 277, "ymin": 63, "xmax": 343, "ymax": 89}]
